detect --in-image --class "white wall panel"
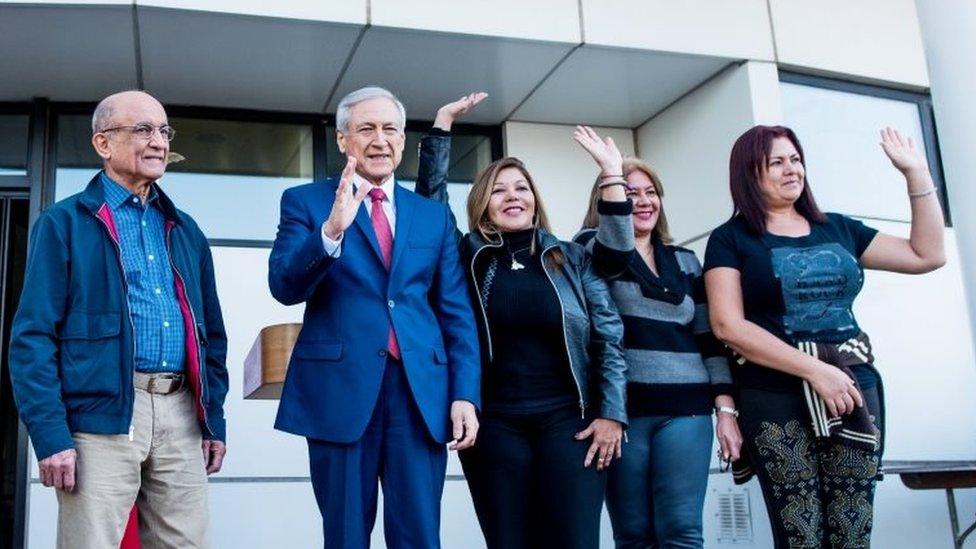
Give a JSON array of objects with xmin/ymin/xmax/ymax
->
[
  {"xmin": 207, "ymin": 483, "xmax": 323, "ymax": 548},
  {"xmin": 581, "ymin": 0, "xmax": 774, "ymax": 60},
  {"xmin": 2, "ymin": 0, "xmax": 127, "ymax": 3},
  {"xmin": 502, "ymin": 122, "xmax": 636, "ymax": 240},
  {"xmin": 136, "ymin": 0, "xmax": 365, "ymax": 23},
  {"xmin": 769, "ymin": 0, "xmax": 929, "ymax": 88},
  {"xmin": 916, "ymin": 0, "xmax": 976, "ymax": 353},
  {"xmin": 636, "ymin": 62, "xmax": 782, "ymax": 244},
  {"xmin": 26, "ymin": 485, "xmax": 57, "ymax": 549},
  {"xmin": 210, "ymin": 246, "xmax": 309, "ymax": 477},
  {"xmin": 371, "ymin": 0, "xmax": 579, "ymax": 43},
  {"xmin": 853, "ymin": 223, "xmax": 976, "ymax": 459},
  {"xmin": 746, "ymin": 62, "xmax": 783, "ymax": 126},
  {"xmin": 855, "ymin": 222, "xmax": 976, "ymax": 547}
]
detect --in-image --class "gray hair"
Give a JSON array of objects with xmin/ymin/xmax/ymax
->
[
  {"xmin": 91, "ymin": 89, "xmax": 151, "ymax": 134},
  {"xmin": 336, "ymin": 86, "xmax": 406, "ymax": 133},
  {"xmin": 92, "ymin": 96, "xmax": 117, "ymax": 134}
]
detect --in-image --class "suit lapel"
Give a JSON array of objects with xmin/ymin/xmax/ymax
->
[{"xmin": 390, "ymin": 183, "xmax": 416, "ymax": 273}]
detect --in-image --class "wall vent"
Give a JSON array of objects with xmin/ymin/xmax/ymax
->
[{"xmin": 715, "ymin": 488, "xmax": 754, "ymax": 544}]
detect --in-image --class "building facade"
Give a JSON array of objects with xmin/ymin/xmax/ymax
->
[{"xmin": 1, "ymin": 1, "xmax": 974, "ymax": 547}]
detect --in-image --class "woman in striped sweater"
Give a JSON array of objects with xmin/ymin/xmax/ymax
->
[{"xmin": 573, "ymin": 126, "xmax": 742, "ymax": 549}]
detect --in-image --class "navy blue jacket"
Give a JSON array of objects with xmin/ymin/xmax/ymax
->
[
  {"xmin": 269, "ymin": 178, "xmax": 480, "ymax": 444},
  {"xmin": 9, "ymin": 173, "xmax": 229, "ymax": 461}
]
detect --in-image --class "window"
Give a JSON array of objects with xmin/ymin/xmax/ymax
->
[
  {"xmin": 0, "ymin": 115, "xmax": 29, "ymax": 176},
  {"xmin": 779, "ymin": 73, "xmax": 947, "ymax": 224},
  {"xmin": 56, "ymin": 114, "xmax": 314, "ymax": 242},
  {"xmin": 55, "ymin": 110, "xmax": 499, "ymax": 244}
]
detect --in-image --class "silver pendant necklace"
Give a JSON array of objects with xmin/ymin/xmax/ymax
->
[{"xmin": 509, "ymin": 245, "xmax": 531, "ymax": 271}]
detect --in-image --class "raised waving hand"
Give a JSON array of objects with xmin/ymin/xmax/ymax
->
[
  {"xmin": 323, "ymin": 157, "xmax": 370, "ymax": 240},
  {"xmin": 434, "ymin": 92, "xmax": 489, "ymax": 131},
  {"xmin": 573, "ymin": 125, "xmax": 623, "ymax": 176}
]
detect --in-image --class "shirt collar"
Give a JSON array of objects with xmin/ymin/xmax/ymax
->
[
  {"xmin": 353, "ymin": 172, "xmax": 396, "ymax": 205},
  {"xmin": 100, "ymin": 171, "xmax": 159, "ymax": 211}
]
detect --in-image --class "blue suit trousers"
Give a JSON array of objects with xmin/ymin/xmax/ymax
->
[{"xmin": 307, "ymin": 359, "xmax": 446, "ymax": 549}]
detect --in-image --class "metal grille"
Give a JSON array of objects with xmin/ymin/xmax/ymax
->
[{"xmin": 715, "ymin": 488, "xmax": 754, "ymax": 544}]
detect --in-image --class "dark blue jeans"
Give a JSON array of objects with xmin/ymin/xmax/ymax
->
[{"xmin": 606, "ymin": 414, "xmax": 713, "ymax": 549}]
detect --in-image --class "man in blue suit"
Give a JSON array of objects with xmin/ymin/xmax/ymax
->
[{"xmin": 269, "ymin": 86, "xmax": 481, "ymax": 549}]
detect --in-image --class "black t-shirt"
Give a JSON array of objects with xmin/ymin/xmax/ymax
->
[{"xmin": 704, "ymin": 213, "xmax": 879, "ymax": 391}]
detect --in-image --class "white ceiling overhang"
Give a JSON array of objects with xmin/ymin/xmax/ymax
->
[{"xmin": 1, "ymin": 4, "xmax": 737, "ymax": 128}]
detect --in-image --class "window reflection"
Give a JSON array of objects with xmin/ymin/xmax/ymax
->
[
  {"xmin": 56, "ymin": 115, "xmax": 313, "ymax": 241},
  {"xmin": 0, "ymin": 116, "xmax": 30, "ymax": 175},
  {"xmin": 54, "ymin": 114, "xmax": 495, "ymax": 242},
  {"xmin": 780, "ymin": 82, "xmax": 929, "ymax": 222}
]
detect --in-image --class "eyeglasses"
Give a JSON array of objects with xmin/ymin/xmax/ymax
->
[{"xmin": 98, "ymin": 123, "xmax": 176, "ymax": 142}]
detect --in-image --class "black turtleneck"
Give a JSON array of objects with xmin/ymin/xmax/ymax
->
[{"xmin": 477, "ymin": 229, "xmax": 578, "ymax": 414}]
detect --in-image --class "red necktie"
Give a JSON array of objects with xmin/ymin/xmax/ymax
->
[{"xmin": 368, "ymin": 188, "xmax": 400, "ymax": 359}]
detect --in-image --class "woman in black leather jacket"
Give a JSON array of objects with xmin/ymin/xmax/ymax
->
[{"xmin": 415, "ymin": 95, "xmax": 627, "ymax": 549}]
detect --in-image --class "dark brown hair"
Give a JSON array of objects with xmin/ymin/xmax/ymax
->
[
  {"xmin": 728, "ymin": 125, "xmax": 826, "ymax": 234},
  {"xmin": 580, "ymin": 157, "xmax": 672, "ymax": 243}
]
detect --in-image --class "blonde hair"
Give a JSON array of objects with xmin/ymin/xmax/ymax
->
[
  {"xmin": 467, "ymin": 157, "xmax": 563, "ymax": 267},
  {"xmin": 580, "ymin": 157, "xmax": 672, "ymax": 243}
]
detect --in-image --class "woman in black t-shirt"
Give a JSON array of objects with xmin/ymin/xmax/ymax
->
[{"xmin": 704, "ymin": 125, "xmax": 946, "ymax": 548}]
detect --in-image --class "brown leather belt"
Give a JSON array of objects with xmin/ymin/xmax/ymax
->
[{"xmin": 134, "ymin": 372, "xmax": 185, "ymax": 395}]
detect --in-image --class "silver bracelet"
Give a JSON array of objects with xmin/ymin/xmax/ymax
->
[
  {"xmin": 908, "ymin": 187, "xmax": 937, "ymax": 198},
  {"xmin": 715, "ymin": 406, "xmax": 739, "ymax": 418}
]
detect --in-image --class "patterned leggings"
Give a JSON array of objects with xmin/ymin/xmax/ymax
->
[{"xmin": 738, "ymin": 386, "xmax": 883, "ymax": 549}]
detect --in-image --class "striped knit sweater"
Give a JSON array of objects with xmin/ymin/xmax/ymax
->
[{"xmin": 575, "ymin": 199, "xmax": 733, "ymax": 417}]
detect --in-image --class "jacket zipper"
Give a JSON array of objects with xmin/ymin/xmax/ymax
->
[
  {"xmin": 93, "ymin": 209, "xmax": 138, "ymax": 428},
  {"xmin": 165, "ymin": 227, "xmax": 214, "ymax": 438},
  {"xmin": 469, "ymin": 241, "xmax": 502, "ymax": 362},
  {"xmin": 540, "ymin": 244, "xmax": 586, "ymax": 418}
]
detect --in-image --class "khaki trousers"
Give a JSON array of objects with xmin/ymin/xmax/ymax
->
[{"xmin": 56, "ymin": 385, "xmax": 211, "ymax": 549}]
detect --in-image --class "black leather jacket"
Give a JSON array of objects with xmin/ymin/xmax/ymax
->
[{"xmin": 416, "ymin": 132, "xmax": 628, "ymax": 425}]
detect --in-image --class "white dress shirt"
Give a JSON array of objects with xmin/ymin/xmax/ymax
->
[{"xmin": 321, "ymin": 172, "xmax": 398, "ymax": 257}]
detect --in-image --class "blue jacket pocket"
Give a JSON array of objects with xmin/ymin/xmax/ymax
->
[{"xmin": 60, "ymin": 312, "xmax": 122, "ymax": 397}]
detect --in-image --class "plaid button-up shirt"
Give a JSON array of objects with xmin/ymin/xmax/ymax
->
[{"xmin": 101, "ymin": 172, "xmax": 185, "ymax": 373}]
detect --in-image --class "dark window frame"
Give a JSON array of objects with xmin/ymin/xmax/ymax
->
[
  {"xmin": 779, "ymin": 71, "xmax": 950, "ymax": 225},
  {"xmin": 45, "ymin": 102, "xmax": 502, "ymax": 248}
]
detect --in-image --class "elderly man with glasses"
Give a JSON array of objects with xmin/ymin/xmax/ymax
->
[{"xmin": 9, "ymin": 90, "xmax": 229, "ymax": 548}]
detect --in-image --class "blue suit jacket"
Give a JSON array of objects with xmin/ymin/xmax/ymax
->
[{"xmin": 269, "ymin": 178, "xmax": 481, "ymax": 444}]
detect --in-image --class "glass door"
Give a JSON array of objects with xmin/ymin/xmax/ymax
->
[{"xmin": 0, "ymin": 195, "xmax": 29, "ymax": 549}]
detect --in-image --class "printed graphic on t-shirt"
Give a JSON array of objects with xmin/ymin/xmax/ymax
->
[{"xmin": 770, "ymin": 242, "xmax": 863, "ymax": 340}]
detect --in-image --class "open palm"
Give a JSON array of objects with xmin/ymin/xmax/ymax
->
[
  {"xmin": 573, "ymin": 125, "xmax": 623, "ymax": 175},
  {"xmin": 880, "ymin": 127, "xmax": 927, "ymax": 174}
]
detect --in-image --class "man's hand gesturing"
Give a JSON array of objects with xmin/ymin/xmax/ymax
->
[{"xmin": 323, "ymin": 157, "xmax": 370, "ymax": 240}]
